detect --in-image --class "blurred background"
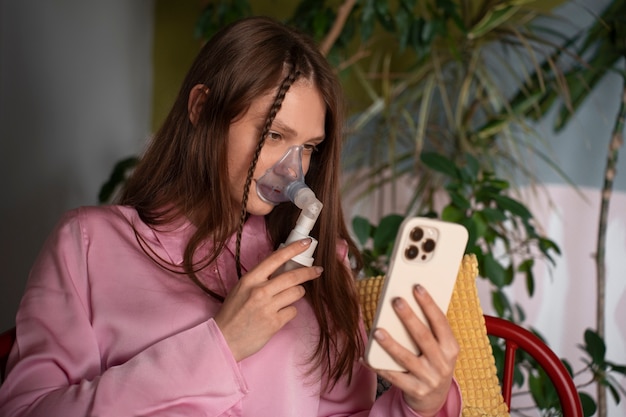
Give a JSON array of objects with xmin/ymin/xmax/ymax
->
[{"xmin": 1, "ymin": 0, "xmax": 624, "ymax": 415}]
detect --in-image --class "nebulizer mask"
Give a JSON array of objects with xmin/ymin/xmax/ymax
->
[{"xmin": 256, "ymin": 145, "xmax": 323, "ymax": 272}]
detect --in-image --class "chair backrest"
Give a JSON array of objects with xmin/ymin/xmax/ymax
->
[
  {"xmin": 0, "ymin": 327, "xmax": 16, "ymax": 383},
  {"xmin": 484, "ymin": 315, "xmax": 583, "ymax": 417}
]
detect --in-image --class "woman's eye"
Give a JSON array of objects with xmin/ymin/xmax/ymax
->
[
  {"xmin": 303, "ymin": 143, "xmax": 319, "ymax": 154},
  {"xmin": 267, "ymin": 131, "xmax": 282, "ymax": 141}
]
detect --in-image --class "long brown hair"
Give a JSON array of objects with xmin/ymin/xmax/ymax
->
[{"xmin": 120, "ymin": 16, "xmax": 364, "ymax": 389}]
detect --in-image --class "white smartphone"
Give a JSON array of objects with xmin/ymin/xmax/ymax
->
[{"xmin": 364, "ymin": 216, "xmax": 468, "ymax": 372}]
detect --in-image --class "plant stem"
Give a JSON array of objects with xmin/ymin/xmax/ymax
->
[
  {"xmin": 595, "ymin": 63, "xmax": 626, "ymax": 417},
  {"xmin": 319, "ymin": 0, "xmax": 357, "ymax": 56}
]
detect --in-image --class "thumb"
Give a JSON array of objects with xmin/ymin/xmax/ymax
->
[{"xmin": 245, "ymin": 238, "xmax": 313, "ymax": 283}]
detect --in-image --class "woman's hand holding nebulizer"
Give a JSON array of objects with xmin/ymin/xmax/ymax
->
[
  {"xmin": 214, "ymin": 145, "xmax": 324, "ymax": 361},
  {"xmin": 214, "ymin": 238, "xmax": 323, "ymax": 361}
]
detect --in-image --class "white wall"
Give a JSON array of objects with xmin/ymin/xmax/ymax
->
[{"xmin": 0, "ymin": 0, "xmax": 154, "ymax": 331}]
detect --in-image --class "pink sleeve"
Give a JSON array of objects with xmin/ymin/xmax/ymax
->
[
  {"xmin": 372, "ymin": 381, "xmax": 462, "ymax": 417},
  {"xmin": 0, "ymin": 211, "xmax": 247, "ymax": 417}
]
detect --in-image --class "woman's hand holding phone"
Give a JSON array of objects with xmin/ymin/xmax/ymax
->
[
  {"xmin": 363, "ymin": 217, "xmax": 468, "ymax": 416},
  {"xmin": 371, "ymin": 285, "xmax": 460, "ymax": 417}
]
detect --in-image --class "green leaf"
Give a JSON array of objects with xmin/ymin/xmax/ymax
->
[
  {"xmin": 457, "ymin": 162, "xmax": 474, "ymax": 184},
  {"xmin": 352, "ymin": 216, "xmax": 372, "ymax": 246},
  {"xmin": 518, "ymin": 259, "xmax": 533, "ymax": 272},
  {"xmin": 464, "ymin": 153, "xmax": 480, "ymax": 179},
  {"xmin": 504, "ymin": 264, "xmax": 516, "ymax": 287},
  {"xmin": 194, "ymin": 0, "xmax": 252, "ymax": 40},
  {"xmin": 491, "ymin": 194, "xmax": 532, "ymax": 220},
  {"xmin": 460, "ymin": 217, "xmax": 479, "ymax": 249},
  {"xmin": 441, "ymin": 205, "xmax": 465, "ymax": 223},
  {"xmin": 475, "ymin": 117, "xmax": 509, "ymax": 140},
  {"xmin": 410, "ymin": 18, "xmax": 427, "ymax": 55},
  {"xmin": 539, "ymin": 237, "xmax": 561, "ymax": 256},
  {"xmin": 579, "ymin": 391, "xmax": 597, "ymax": 417},
  {"xmin": 448, "ymin": 191, "xmax": 471, "ymax": 210},
  {"xmin": 374, "ymin": 0, "xmax": 395, "ymax": 32},
  {"xmin": 554, "ymin": 52, "xmax": 622, "ymax": 132},
  {"xmin": 468, "ymin": 4, "xmax": 521, "ymax": 40},
  {"xmin": 529, "ymin": 369, "xmax": 554, "ymax": 409},
  {"xmin": 420, "ymin": 20, "xmax": 436, "ymax": 44},
  {"xmin": 470, "ymin": 211, "xmax": 489, "ymax": 240},
  {"xmin": 420, "ymin": 152, "xmax": 460, "ymax": 180},
  {"xmin": 483, "ymin": 178, "xmax": 510, "ymax": 191},
  {"xmin": 606, "ymin": 361, "xmax": 626, "ymax": 375},
  {"xmin": 525, "ymin": 269, "xmax": 536, "ymax": 296},
  {"xmin": 483, "ymin": 253, "xmax": 507, "ymax": 288},
  {"xmin": 511, "ymin": 90, "xmax": 545, "ymax": 115},
  {"xmin": 491, "ymin": 289, "xmax": 512, "ymax": 319},
  {"xmin": 98, "ymin": 156, "xmax": 139, "ymax": 204},
  {"xmin": 474, "ymin": 186, "xmax": 508, "ymax": 205},
  {"xmin": 583, "ymin": 329, "xmax": 607, "ymax": 364},
  {"xmin": 372, "ymin": 214, "xmax": 404, "ymax": 253},
  {"xmin": 480, "ymin": 207, "xmax": 507, "ymax": 223},
  {"xmin": 360, "ymin": 0, "xmax": 376, "ymax": 41},
  {"xmin": 394, "ymin": 8, "xmax": 411, "ymax": 51},
  {"xmin": 312, "ymin": 12, "xmax": 330, "ymax": 39},
  {"xmin": 519, "ymin": 259, "xmax": 535, "ymax": 296},
  {"xmin": 606, "ymin": 381, "xmax": 620, "ymax": 404},
  {"xmin": 514, "ymin": 303, "xmax": 526, "ymax": 322}
]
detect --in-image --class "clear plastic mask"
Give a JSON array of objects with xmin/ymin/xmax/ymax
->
[
  {"xmin": 256, "ymin": 145, "xmax": 323, "ymax": 270},
  {"xmin": 256, "ymin": 145, "xmax": 308, "ymax": 205}
]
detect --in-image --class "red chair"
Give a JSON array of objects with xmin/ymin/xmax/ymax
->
[
  {"xmin": 484, "ymin": 315, "xmax": 584, "ymax": 416},
  {"xmin": 0, "ymin": 327, "xmax": 16, "ymax": 383}
]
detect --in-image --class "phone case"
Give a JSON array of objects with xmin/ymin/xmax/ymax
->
[{"xmin": 364, "ymin": 217, "xmax": 469, "ymax": 372}]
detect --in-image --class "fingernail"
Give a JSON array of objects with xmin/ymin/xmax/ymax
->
[
  {"xmin": 393, "ymin": 297, "xmax": 405, "ymax": 310},
  {"xmin": 314, "ymin": 266, "xmax": 324, "ymax": 275},
  {"xmin": 300, "ymin": 238, "xmax": 312, "ymax": 246},
  {"xmin": 414, "ymin": 284, "xmax": 425, "ymax": 294},
  {"xmin": 374, "ymin": 329, "xmax": 385, "ymax": 341}
]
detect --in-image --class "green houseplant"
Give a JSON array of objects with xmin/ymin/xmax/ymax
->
[{"xmin": 351, "ymin": 152, "xmax": 626, "ymax": 415}]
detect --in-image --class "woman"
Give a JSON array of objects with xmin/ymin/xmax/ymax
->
[{"xmin": 0, "ymin": 16, "xmax": 461, "ymax": 416}]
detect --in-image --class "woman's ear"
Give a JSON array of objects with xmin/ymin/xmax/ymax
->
[{"xmin": 188, "ymin": 84, "xmax": 209, "ymax": 125}]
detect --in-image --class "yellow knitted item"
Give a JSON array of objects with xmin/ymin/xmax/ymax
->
[{"xmin": 356, "ymin": 254, "xmax": 510, "ymax": 417}]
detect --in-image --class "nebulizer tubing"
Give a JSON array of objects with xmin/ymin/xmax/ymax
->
[{"xmin": 256, "ymin": 145, "xmax": 323, "ymax": 270}]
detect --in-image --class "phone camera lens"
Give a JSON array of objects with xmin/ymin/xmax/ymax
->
[
  {"xmin": 409, "ymin": 227, "xmax": 424, "ymax": 242},
  {"xmin": 405, "ymin": 245, "xmax": 419, "ymax": 260},
  {"xmin": 422, "ymin": 238, "xmax": 436, "ymax": 253}
]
